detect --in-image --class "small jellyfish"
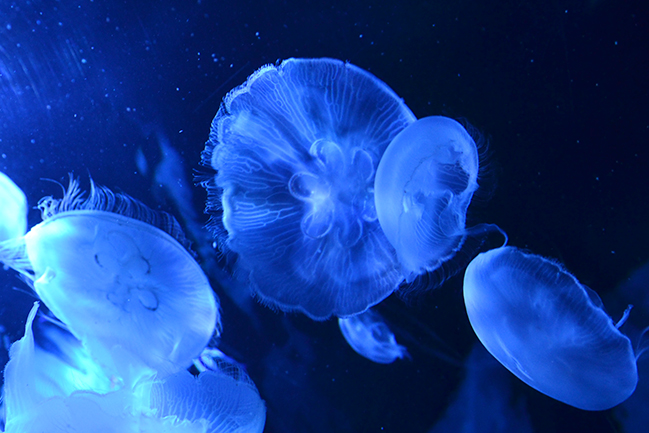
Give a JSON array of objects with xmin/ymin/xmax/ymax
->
[
  {"xmin": 463, "ymin": 246, "xmax": 638, "ymax": 410},
  {"xmin": 0, "ymin": 171, "xmax": 27, "ymax": 243},
  {"xmin": 338, "ymin": 309, "xmax": 408, "ymax": 364},
  {"xmin": 374, "ymin": 116, "xmax": 480, "ymax": 281},
  {"xmin": 202, "ymin": 57, "xmax": 416, "ymax": 320},
  {"xmin": 0, "ymin": 177, "xmax": 219, "ymax": 380}
]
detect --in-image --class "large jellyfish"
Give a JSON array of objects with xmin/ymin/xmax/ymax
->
[
  {"xmin": 374, "ymin": 116, "xmax": 480, "ymax": 281},
  {"xmin": 463, "ymin": 246, "xmax": 638, "ymax": 410},
  {"xmin": 338, "ymin": 309, "xmax": 408, "ymax": 364},
  {"xmin": 0, "ymin": 171, "xmax": 27, "ymax": 242},
  {"xmin": 0, "ymin": 178, "xmax": 219, "ymax": 380},
  {"xmin": 202, "ymin": 57, "xmax": 416, "ymax": 319}
]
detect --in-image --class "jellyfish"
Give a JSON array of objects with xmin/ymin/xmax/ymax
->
[
  {"xmin": 151, "ymin": 351, "xmax": 266, "ymax": 433},
  {"xmin": 463, "ymin": 246, "xmax": 638, "ymax": 410},
  {"xmin": 338, "ymin": 309, "xmax": 408, "ymax": 364},
  {"xmin": 2, "ymin": 302, "xmax": 142, "ymax": 433},
  {"xmin": 0, "ymin": 177, "xmax": 219, "ymax": 381},
  {"xmin": 202, "ymin": 57, "xmax": 416, "ymax": 319},
  {"xmin": 0, "ymin": 171, "xmax": 27, "ymax": 243},
  {"xmin": 374, "ymin": 116, "xmax": 480, "ymax": 282},
  {"xmin": 3, "ymin": 303, "xmax": 265, "ymax": 433}
]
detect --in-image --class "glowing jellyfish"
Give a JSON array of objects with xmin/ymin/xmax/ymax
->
[
  {"xmin": 203, "ymin": 57, "xmax": 416, "ymax": 319},
  {"xmin": 463, "ymin": 246, "xmax": 638, "ymax": 410},
  {"xmin": 2, "ymin": 302, "xmax": 140, "ymax": 433},
  {"xmin": 0, "ymin": 171, "xmax": 27, "ymax": 242},
  {"xmin": 151, "ymin": 352, "xmax": 266, "ymax": 433},
  {"xmin": 3, "ymin": 303, "xmax": 264, "ymax": 433},
  {"xmin": 0, "ymin": 178, "xmax": 219, "ymax": 380},
  {"xmin": 338, "ymin": 309, "xmax": 408, "ymax": 364},
  {"xmin": 374, "ymin": 116, "xmax": 480, "ymax": 281}
]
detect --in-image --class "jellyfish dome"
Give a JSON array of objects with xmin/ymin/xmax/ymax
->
[
  {"xmin": 374, "ymin": 116, "xmax": 480, "ymax": 281},
  {"xmin": 0, "ymin": 171, "xmax": 27, "ymax": 242},
  {"xmin": 202, "ymin": 57, "xmax": 416, "ymax": 320},
  {"xmin": 1, "ymin": 178, "xmax": 219, "ymax": 380},
  {"xmin": 463, "ymin": 246, "xmax": 638, "ymax": 410}
]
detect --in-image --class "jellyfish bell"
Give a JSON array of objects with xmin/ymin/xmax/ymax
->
[
  {"xmin": 1, "ymin": 178, "xmax": 219, "ymax": 380},
  {"xmin": 338, "ymin": 309, "xmax": 408, "ymax": 364},
  {"xmin": 463, "ymin": 246, "xmax": 638, "ymax": 411},
  {"xmin": 202, "ymin": 57, "xmax": 416, "ymax": 320},
  {"xmin": 374, "ymin": 116, "xmax": 481, "ymax": 282},
  {"xmin": 0, "ymin": 171, "xmax": 27, "ymax": 243}
]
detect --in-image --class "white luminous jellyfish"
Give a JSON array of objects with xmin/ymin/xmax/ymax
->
[
  {"xmin": 0, "ymin": 177, "xmax": 219, "ymax": 381},
  {"xmin": 374, "ymin": 116, "xmax": 481, "ymax": 282},
  {"xmin": 0, "ymin": 171, "xmax": 27, "ymax": 243}
]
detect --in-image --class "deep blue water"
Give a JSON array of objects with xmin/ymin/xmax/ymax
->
[{"xmin": 1, "ymin": 0, "xmax": 648, "ymax": 432}]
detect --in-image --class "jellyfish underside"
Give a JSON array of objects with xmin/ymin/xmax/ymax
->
[
  {"xmin": 463, "ymin": 246, "xmax": 638, "ymax": 410},
  {"xmin": 374, "ymin": 116, "xmax": 480, "ymax": 281},
  {"xmin": 205, "ymin": 57, "xmax": 416, "ymax": 319}
]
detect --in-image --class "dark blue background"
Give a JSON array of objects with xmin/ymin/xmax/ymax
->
[{"xmin": 1, "ymin": 1, "xmax": 648, "ymax": 432}]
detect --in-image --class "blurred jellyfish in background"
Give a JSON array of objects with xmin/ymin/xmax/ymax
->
[
  {"xmin": 0, "ymin": 172, "xmax": 27, "ymax": 243},
  {"xmin": 611, "ymin": 261, "xmax": 649, "ymax": 432},
  {"xmin": 463, "ymin": 246, "xmax": 638, "ymax": 410},
  {"xmin": 374, "ymin": 116, "xmax": 482, "ymax": 282},
  {"xmin": 0, "ymin": 176, "xmax": 219, "ymax": 382},
  {"xmin": 202, "ymin": 57, "xmax": 415, "ymax": 320},
  {"xmin": 338, "ymin": 309, "xmax": 408, "ymax": 364},
  {"xmin": 429, "ymin": 343, "xmax": 533, "ymax": 433}
]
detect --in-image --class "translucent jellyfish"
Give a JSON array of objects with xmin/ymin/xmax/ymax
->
[
  {"xmin": 202, "ymin": 57, "xmax": 416, "ymax": 319},
  {"xmin": 151, "ymin": 350, "xmax": 266, "ymax": 433},
  {"xmin": 3, "ymin": 303, "xmax": 264, "ymax": 433},
  {"xmin": 463, "ymin": 246, "xmax": 638, "ymax": 410},
  {"xmin": 338, "ymin": 309, "xmax": 408, "ymax": 364},
  {"xmin": 0, "ymin": 178, "xmax": 219, "ymax": 380},
  {"xmin": 374, "ymin": 116, "xmax": 480, "ymax": 281},
  {"xmin": 2, "ymin": 302, "xmax": 140, "ymax": 433},
  {"xmin": 0, "ymin": 171, "xmax": 27, "ymax": 242}
]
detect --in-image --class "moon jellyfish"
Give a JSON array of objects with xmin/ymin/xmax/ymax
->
[
  {"xmin": 3, "ymin": 303, "xmax": 264, "ymax": 432},
  {"xmin": 338, "ymin": 309, "xmax": 408, "ymax": 364},
  {"xmin": 0, "ymin": 178, "xmax": 219, "ymax": 379},
  {"xmin": 202, "ymin": 57, "xmax": 415, "ymax": 319},
  {"xmin": 2, "ymin": 303, "xmax": 140, "ymax": 433},
  {"xmin": 151, "ymin": 352, "xmax": 266, "ymax": 433},
  {"xmin": 374, "ymin": 116, "xmax": 479, "ymax": 281},
  {"xmin": 463, "ymin": 246, "xmax": 638, "ymax": 410},
  {"xmin": 0, "ymin": 171, "xmax": 27, "ymax": 242}
]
